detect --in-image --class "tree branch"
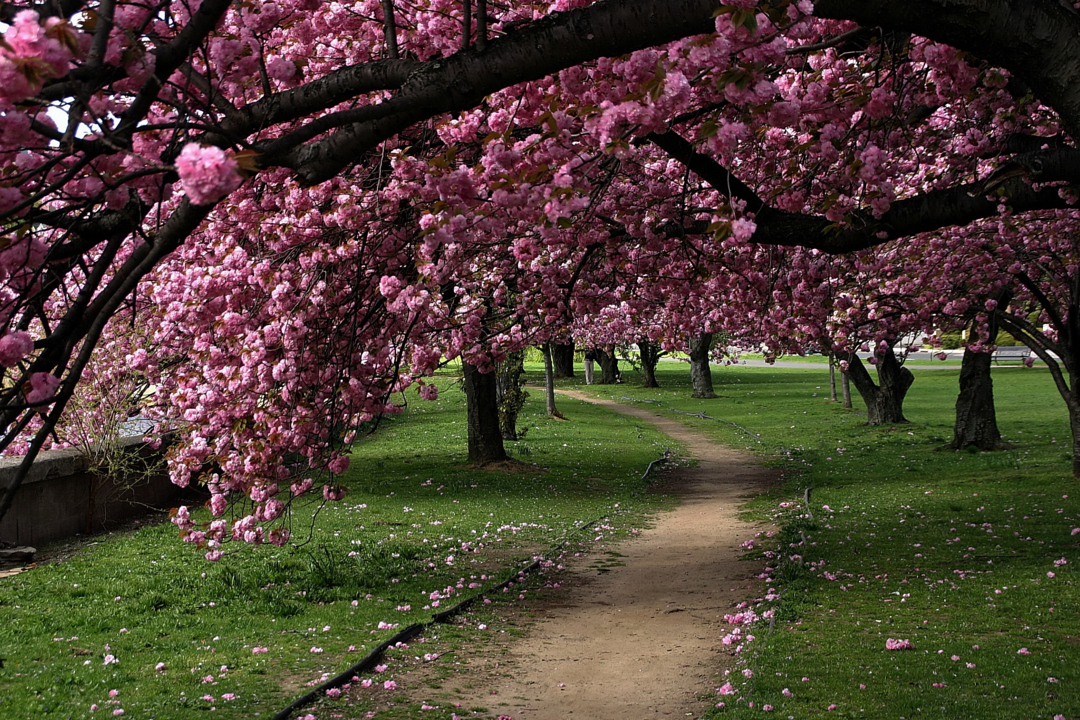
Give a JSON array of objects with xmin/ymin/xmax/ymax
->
[
  {"xmin": 647, "ymin": 130, "xmax": 766, "ymax": 211},
  {"xmin": 653, "ymin": 132, "xmax": 1080, "ymax": 253},
  {"xmin": 232, "ymin": 59, "xmax": 420, "ymax": 139},
  {"xmin": 382, "ymin": 0, "xmax": 399, "ymax": 59},
  {"xmin": 264, "ymin": 0, "xmax": 724, "ymax": 184},
  {"xmin": 814, "ymin": 0, "xmax": 1080, "ymax": 141}
]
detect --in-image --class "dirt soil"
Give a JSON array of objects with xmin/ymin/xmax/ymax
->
[{"xmin": 401, "ymin": 391, "xmax": 778, "ymax": 720}]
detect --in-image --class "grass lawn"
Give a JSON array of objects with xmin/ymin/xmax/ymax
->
[
  {"xmin": 559, "ymin": 360, "xmax": 1078, "ymax": 720},
  {"xmin": 2, "ymin": 358, "xmax": 1076, "ymax": 720},
  {"xmin": 727, "ymin": 352, "xmax": 971, "ymax": 367},
  {"xmin": 0, "ymin": 372, "xmax": 675, "ymax": 719}
]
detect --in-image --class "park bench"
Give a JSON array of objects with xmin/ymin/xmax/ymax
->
[{"xmin": 992, "ymin": 346, "xmax": 1031, "ymax": 364}]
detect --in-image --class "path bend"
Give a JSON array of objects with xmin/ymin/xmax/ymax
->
[{"xmin": 440, "ymin": 390, "xmax": 776, "ymax": 719}]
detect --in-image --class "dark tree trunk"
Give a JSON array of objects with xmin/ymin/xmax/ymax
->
[
  {"xmin": 829, "ymin": 354, "xmax": 838, "ymax": 402},
  {"xmin": 841, "ymin": 369, "xmax": 852, "ymax": 408},
  {"xmin": 843, "ymin": 348, "xmax": 914, "ymax": 425},
  {"xmin": 541, "ymin": 343, "xmax": 563, "ymax": 418},
  {"xmin": 495, "ymin": 350, "xmax": 527, "ymax": 440},
  {"xmin": 637, "ymin": 340, "xmax": 661, "ymax": 388},
  {"xmin": 689, "ymin": 333, "xmax": 717, "ymax": 398},
  {"xmin": 595, "ymin": 348, "xmax": 620, "ymax": 384},
  {"xmin": 551, "ymin": 342, "xmax": 576, "ymax": 378},
  {"xmin": 1069, "ymin": 402, "xmax": 1080, "ymax": 479},
  {"xmin": 952, "ymin": 293, "xmax": 1010, "ymax": 450},
  {"xmin": 950, "ymin": 347, "xmax": 1005, "ymax": 450},
  {"xmin": 463, "ymin": 361, "xmax": 508, "ymax": 464}
]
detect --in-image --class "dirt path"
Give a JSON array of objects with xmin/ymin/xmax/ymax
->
[{"xmin": 431, "ymin": 391, "xmax": 776, "ymax": 720}]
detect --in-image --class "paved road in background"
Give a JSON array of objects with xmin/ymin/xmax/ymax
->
[{"xmin": 660, "ymin": 351, "xmax": 1040, "ymax": 371}]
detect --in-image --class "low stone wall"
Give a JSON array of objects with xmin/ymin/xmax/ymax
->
[{"xmin": 0, "ymin": 437, "xmax": 194, "ymax": 547}]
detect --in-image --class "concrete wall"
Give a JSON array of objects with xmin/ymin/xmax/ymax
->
[{"xmin": 0, "ymin": 437, "xmax": 193, "ymax": 547}]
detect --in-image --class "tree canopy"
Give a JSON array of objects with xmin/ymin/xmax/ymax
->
[{"xmin": 4, "ymin": 0, "xmax": 1080, "ymax": 547}]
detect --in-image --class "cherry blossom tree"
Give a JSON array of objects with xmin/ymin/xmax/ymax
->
[{"xmin": 4, "ymin": 0, "xmax": 1080, "ymax": 546}]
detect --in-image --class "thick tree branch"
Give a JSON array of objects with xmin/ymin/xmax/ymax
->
[
  {"xmin": 814, "ymin": 0, "xmax": 1080, "ymax": 140},
  {"xmin": 655, "ymin": 134, "xmax": 1080, "ymax": 253},
  {"xmin": 647, "ymin": 131, "xmax": 766, "ymax": 211},
  {"xmin": 996, "ymin": 311, "xmax": 1073, "ymax": 399},
  {"xmin": 231, "ymin": 59, "xmax": 420, "ymax": 139},
  {"xmin": 264, "ymin": 0, "xmax": 724, "ymax": 184}
]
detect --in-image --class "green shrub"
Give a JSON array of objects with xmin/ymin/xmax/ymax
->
[{"xmin": 938, "ymin": 331, "xmax": 965, "ymax": 349}]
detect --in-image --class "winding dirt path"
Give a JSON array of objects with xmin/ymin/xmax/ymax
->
[{"xmin": 437, "ymin": 391, "xmax": 776, "ymax": 719}]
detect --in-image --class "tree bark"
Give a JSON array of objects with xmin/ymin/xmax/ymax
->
[
  {"xmin": 278, "ymin": 0, "xmax": 730, "ymax": 184},
  {"xmin": 1069, "ymin": 402, "xmax": 1080, "ymax": 479},
  {"xmin": 843, "ymin": 348, "xmax": 914, "ymax": 425},
  {"xmin": 814, "ymin": 0, "xmax": 1080, "ymax": 143},
  {"xmin": 841, "ymin": 369, "xmax": 852, "ymax": 409},
  {"xmin": 951, "ymin": 291, "xmax": 1011, "ymax": 450},
  {"xmin": 463, "ymin": 361, "xmax": 508, "ymax": 464},
  {"xmin": 595, "ymin": 348, "xmax": 620, "ymax": 384},
  {"xmin": 829, "ymin": 354, "xmax": 838, "ymax": 402},
  {"xmin": 541, "ymin": 343, "xmax": 563, "ymax": 418},
  {"xmin": 649, "ymin": 131, "xmax": 1078, "ymax": 255},
  {"xmin": 551, "ymin": 342, "xmax": 575, "ymax": 378},
  {"xmin": 495, "ymin": 350, "xmax": 527, "ymax": 440},
  {"xmin": 637, "ymin": 340, "xmax": 661, "ymax": 388},
  {"xmin": 689, "ymin": 333, "xmax": 717, "ymax": 399},
  {"xmin": 950, "ymin": 347, "xmax": 1005, "ymax": 450}
]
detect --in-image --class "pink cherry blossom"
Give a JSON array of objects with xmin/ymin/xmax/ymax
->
[
  {"xmin": 175, "ymin": 144, "xmax": 244, "ymax": 205},
  {"xmin": 25, "ymin": 372, "xmax": 60, "ymax": 405},
  {"xmin": 0, "ymin": 331, "xmax": 33, "ymax": 367}
]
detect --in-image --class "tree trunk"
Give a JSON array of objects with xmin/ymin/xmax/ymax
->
[
  {"xmin": 829, "ymin": 354, "xmax": 838, "ymax": 402},
  {"xmin": 841, "ymin": 370, "xmax": 852, "ymax": 408},
  {"xmin": 595, "ymin": 348, "xmax": 620, "ymax": 384},
  {"xmin": 551, "ymin": 342, "xmax": 576, "ymax": 378},
  {"xmin": 951, "ymin": 293, "xmax": 1010, "ymax": 450},
  {"xmin": 637, "ymin": 340, "xmax": 661, "ymax": 388},
  {"xmin": 1070, "ymin": 402, "xmax": 1080, "ymax": 479},
  {"xmin": 495, "ymin": 350, "xmax": 527, "ymax": 440},
  {"xmin": 843, "ymin": 348, "xmax": 914, "ymax": 425},
  {"xmin": 541, "ymin": 343, "xmax": 563, "ymax": 418},
  {"xmin": 463, "ymin": 361, "xmax": 508, "ymax": 464},
  {"xmin": 689, "ymin": 333, "xmax": 717, "ymax": 398},
  {"xmin": 950, "ymin": 347, "xmax": 1005, "ymax": 450}
]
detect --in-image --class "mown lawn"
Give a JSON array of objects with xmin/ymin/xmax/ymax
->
[
  {"xmin": 0, "ymin": 371, "xmax": 674, "ymax": 720},
  {"xmin": 3, "ymin": 357, "xmax": 1076, "ymax": 720},
  {"xmin": 561, "ymin": 359, "xmax": 1078, "ymax": 720}
]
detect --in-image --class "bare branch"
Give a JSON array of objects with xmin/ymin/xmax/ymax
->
[
  {"xmin": 462, "ymin": 0, "xmax": 472, "ymax": 50},
  {"xmin": 476, "ymin": 0, "xmax": 488, "ymax": 52},
  {"xmin": 382, "ymin": 0, "xmax": 399, "ymax": 59}
]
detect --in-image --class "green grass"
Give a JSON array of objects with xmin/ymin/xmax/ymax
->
[
  {"xmin": 4, "ymin": 359, "xmax": 1076, "ymax": 720},
  {"xmin": 0, "ymin": 373, "xmax": 674, "ymax": 719},
  {"xmin": 729, "ymin": 352, "xmax": 970, "ymax": 367},
  {"xmin": 558, "ymin": 360, "xmax": 1079, "ymax": 720}
]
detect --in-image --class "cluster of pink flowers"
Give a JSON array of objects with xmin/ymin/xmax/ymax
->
[{"xmin": 175, "ymin": 144, "xmax": 245, "ymax": 206}]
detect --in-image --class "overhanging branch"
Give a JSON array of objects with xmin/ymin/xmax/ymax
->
[{"xmin": 652, "ymin": 131, "xmax": 1080, "ymax": 253}]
